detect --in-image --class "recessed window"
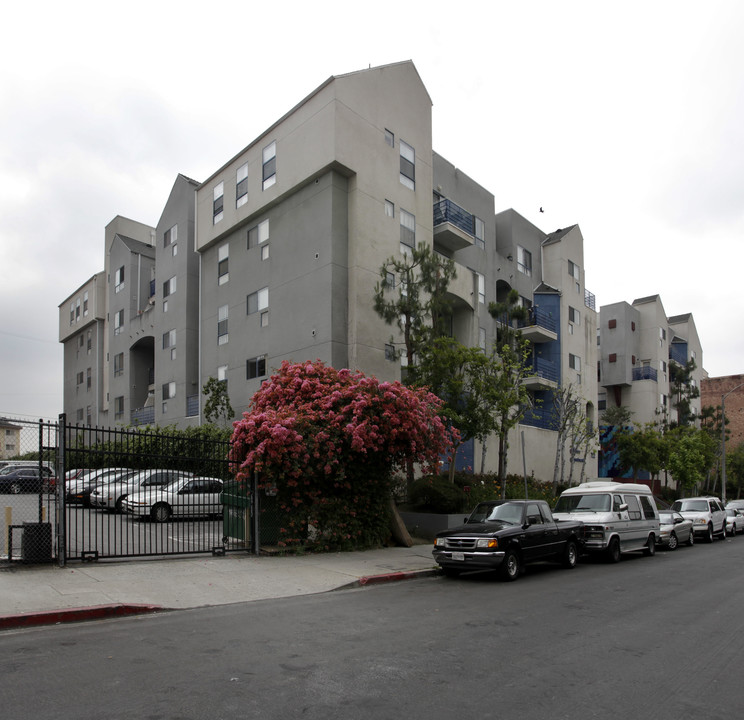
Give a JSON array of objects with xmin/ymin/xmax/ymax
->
[
  {"xmin": 247, "ymin": 219, "xmax": 269, "ymax": 249},
  {"xmin": 385, "ymin": 344, "xmax": 396, "ymax": 361},
  {"xmin": 474, "ymin": 217, "xmax": 485, "ymax": 250},
  {"xmin": 76, "ymin": 371, "xmax": 84, "ymax": 386},
  {"xmin": 83, "ymin": 291, "xmax": 89, "ymax": 316},
  {"xmin": 113, "ymin": 309, "xmax": 124, "ymax": 335},
  {"xmin": 568, "ymin": 260, "xmax": 580, "ymax": 280},
  {"xmin": 114, "ymin": 352, "xmax": 124, "ymax": 377},
  {"xmin": 218, "ymin": 305, "xmax": 229, "ymax": 345},
  {"xmin": 400, "ymin": 140, "xmax": 415, "ymax": 190},
  {"xmin": 479, "ymin": 327, "xmax": 486, "ymax": 350},
  {"xmin": 476, "ymin": 272, "xmax": 485, "ymax": 304},
  {"xmin": 78, "ymin": 334, "xmax": 84, "ymax": 348},
  {"xmin": 236, "ymin": 162, "xmax": 248, "ymax": 207},
  {"xmin": 163, "ymin": 276, "xmax": 177, "ymax": 298},
  {"xmin": 262, "ymin": 141, "xmax": 276, "ymax": 190},
  {"xmin": 569, "ymin": 353, "xmax": 581, "ymax": 371},
  {"xmin": 568, "ymin": 306, "xmax": 580, "ymax": 326},
  {"xmin": 69, "ymin": 303, "xmax": 74, "ymax": 325},
  {"xmin": 86, "ymin": 367, "xmax": 91, "ymax": 390},
  {"xmin": 163, "ymin": 329, "xmax": 176, "ymax": 350},
  {"xmin": 385, "ymin": 200, "xmax": 395, "ymax": 218},
  {"xmin": 164, "ymin": 224, "xmax": 177, "ymax": 247},
  {"xmin": 218, "ymin": 244, "xmax": 229, "ymax": 285},
  {"xmin": 384, "ymin": 129, "xmax": 394, "ymax": 147},
  {"xmin": 162, "ymin": 382, "xmax": 176, "ymax": 400},
  {"xmin": 213, "ymin": 182, "xmax": 224, "ymax": 224},
  {"xmin": 114, "ymin": 396, "xmax": 124, "ymax": 420},
  {"xmin": 114, "ymin": 266, "xmax": 125, "ymax": 293},
  {"xmin": 517, "ymin": 246, "xmax": 532, "ymax": 277},
  {"xmin": 400, "ymin": 209, "xmax": 415, "ymax": 252},
  {"xmin": 247, "ymin": 288, "xmax": 269, "ymax": 315},
  {"xmin": 246, "ymin": 355, "xmax": 267, "ymax": 380}
]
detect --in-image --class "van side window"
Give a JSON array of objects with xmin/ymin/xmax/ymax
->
[
  {"xmin": 624, "ymin": 495, "xmax": 642, "ymax": 520},
  {"xmin": 613, "ymin": 495, "xmax": 623, "ymax": 511},
  {"xmin": 640, "ymin": 496, "xmax": 656, "ymax": 519}
]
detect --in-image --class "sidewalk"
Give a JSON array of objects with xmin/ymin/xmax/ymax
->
[{"xmin": 0, "ymin": 543, "xmax": 438, "ymax": 630}]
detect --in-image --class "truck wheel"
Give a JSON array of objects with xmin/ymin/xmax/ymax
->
[
  {"xmin": 643, "ymin": 535, "xmax": 656, "ymax": 556},
  {"xmin": 606, "ymin": 537, "xmax": 621, "ymax": 563},
  {"xmin": 562, "ymin": 540, "xmax": 578, "ymax": 568},
  {"xmin": 500, "ymin": 549, "xmax": 520, "ymax": 581},
  {"xmin": 705, "ymin": 524, "xmax": 714, "ymax": 543}
]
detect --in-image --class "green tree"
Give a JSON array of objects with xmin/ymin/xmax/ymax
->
[
  {"xmin": 601, "ymin": 404, "xmax": 633, "ymax": 427},
  {"xmin": 666, "ymin": 428, "xmax": 711, "ymax": 494},
  {"xmin": 669, "ymin": 359, "xmax": 700, "ymax": 427},
  {"xmin": 616, "ymin": 423, "xmax": 665, "ymax": 481},
  {"xmin": 487, "ymin": 289, "xmax": 531, "ymax": 488},
  {"xmin": 373, "ymin": 245, "xmax": 456, "ymax": 375},
  {"xmin": 727, "ymin": 442, "xmax": 744, "ymax": 499},
  {"xmin": 202, "ymin": 376, "xmax": 234, "ymax": 427}
]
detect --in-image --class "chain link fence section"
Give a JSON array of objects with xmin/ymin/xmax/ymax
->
[{"xmin": 0, "ymin": 418, "xmax": 59, "ymax": 565}]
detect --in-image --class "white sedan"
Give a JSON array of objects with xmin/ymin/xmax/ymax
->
[
  {"xmin": 122, "ymin": 476, "xmax": 225, "ymax": 523},
  {"xmin": 726, "ymin": 507, "xmax": 744, "ymax": 535}
]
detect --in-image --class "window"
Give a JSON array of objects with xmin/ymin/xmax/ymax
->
[
  {"xmin": 75, "ymin": 298, "xmax": 80, "ymax": 320},
  {"xmin": 384, "ymin": 129, "xmax": 394, "ymax": 147},
  {"xmin": 399, "ymin": 140, "xmax": 415, "ymax": 190},
  {"xmin": 163, "ymin": 329, "xmax": 176, "ymax": 359},
  {"xmin": 78, "ymin": 334, "xmax": 84, "ymax": 348},
  {"xmin": 86, "ymin": 368, "xmax": 91, "ymax": 390},
  {"xmin": 114, "ymin": 352, "xmax": 124, "ymax": 377},
  {"xmin": 213, "ymin": 182, "xmax": 224, "ymax": 224},
  {"xmin": 479, "ymin": 327, "xmax": 486, "ymax": 350},
  {"xmin": 400, "ymin": 209, "xmax": 415, "ymax": 252},
  {"xmin": 640, "ymin": 496, "xmax": 656, "ymax": 520},
  {"xmin": 474, "ymin": 217, "xmax": 485, "ymax": 249},
  {"xmin": 385, "ymin": 272, "xmax": 395, "ymax": 289},
  {"xmin": 87, "ymin": 330, "xmax": 92, "ymax": 353},
  {"xmin": 164, "ymin": 224, "xmax": 177, "ymax": 247},
  {"xmin": 476, "ymin": 272, "xmax": 485, "ymax": 304},
  {"xmin": 163, "ymin": 276, "xmax": 177, "ymax": 298},
  {"xmin": 162, "ymin": 382, "xmax": 176, "ymax": 400},
  {"xmin": 83, "ymin": 291, "xmax": 89, "ymax": 316},
  {"xmin": 76, "ymin": 371, "xmax": 84, "ymax": 386},
  {"xmin": 568, "ymin": 260, "xmax": 580, "ymax": 281},
  {"xmin": 569, "ymin": 354, "xmax": 581, "ymax": 371},
  {"xmin": 385, "ymin": 200, "xmax": 394, "ymax": 218},
  {"xmin": 218, "ymin": 305, "xmax": 229, "ymax": 345},
  {"xmin": 262, "ymin": 141, "xmax": 276, "ymax": 190},
  {"xmin": 598, "ymin": 392, "xmax": 607, "ymax": 411},
  {"xmin": 568, "ymin": 306, "xmax": 581, "ymax": 326},
  {"xmin": 76, "ymin": 408, "xmax": 84, "ymax": 422},
  {"xmin": 236, "ymin": 162, "xmax": 248, "ymax": 207},
  {"xmin": 385, "ymin": 344, "xmax": 396, "ymax": 361},
  {"xmin": 217, "ymin": 365, "xmax": 228, "ymax": 387},
  {"xmin": 248, "ymin": 219, "xmax": 269, "ymax": 249},
  {"xmin": 218, "ymin": 244, "xmax": 229, "ymax": 285},
  {"xmin": 247, "ymin": 288, "xmax": 269, "ymax": 315},
  {"xmin": 114, "ymin": 309, "xmax": 124, "ymax": 335},
  {"xmin": 70, "ymin": 303, "xmax": 74, "ymax": 325},
  {"xmin": 517, "ymin": 246, "xmax": 532, "ymax": 276},
  {"xmin": 247, "ymin": 355, "xmax": 267, "ymax": 380},
  {"xmin": 86, "ymin": 406, "xmax": 92, "ymax": 426},
  {"xmin": 624, "ymin": 495, "xmax": 642, "ymax": 521},
  {"xmin": 114, "ymin": 396, "xmax": 124, "ymax": 420},
  {"xmin": 114, "ymin": 266, "xmax": 125, "ymax": 293}
]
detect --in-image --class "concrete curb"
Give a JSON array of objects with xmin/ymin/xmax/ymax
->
[
  {"xmin": 0, "ymin": 603, "xmax": 164, "ymax": 631},
  {"xmin": 353, "ymin": 567, "xmax": 440, "ymax": 588}
]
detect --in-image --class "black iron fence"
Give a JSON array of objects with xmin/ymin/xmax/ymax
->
[{"xmin": 1, "ymin": 416, "xmax": 286, "ymax": 565}]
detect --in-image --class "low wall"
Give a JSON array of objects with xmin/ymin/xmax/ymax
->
[{"xmin": 399, "ymin": 511, "xmax": 468, "ymax": 541}]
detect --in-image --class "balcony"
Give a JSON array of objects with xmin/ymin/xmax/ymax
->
[
  {"xmin": 186, "ymin": 394, "xmax": 199, "ymax": 417},
  {"xmin": 520, "ymin": 404, "xmax": 557, "ymax": 431},
  {"xmin": 131, "ymin": 406, "xmax": 155, "ymax": 426},
  {"xmin": 433, "ymin": 198, "xmax": 475, "ymax": 253},
  {"xmin": 444, "ymin": 261, "xmax": 475, "ymax": 310},
  {"xmin": 522, "ymin": 357, "xmax": 559, "ymax": 391},
  {"xmin": 584, "ymin": 288, "xmax": 596, "ymax": 311},
  {"xmin": 632, "ymin": 366, "xmax": 658, "ymax": 382},
  {"xmin": 518, "ymin": 308, "xmax": 558, "ymax": 344},
  {"xmin": 669, "ymin": 342, "xmax": 688, "ymax": 366}
]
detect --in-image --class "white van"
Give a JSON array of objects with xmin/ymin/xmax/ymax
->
[{"xmin": 553, "ymin": 481, "xmax": 660, "ymax": 562}]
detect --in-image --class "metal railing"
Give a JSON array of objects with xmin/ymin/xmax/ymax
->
[
  {"xmin": 632, "ymin": 366, "xmax": 658, "ymax": 382},
  {"xmin": 433, "ymin": 198, "xmax": 474, "ymax": 237},
  {"xmin": 519, "ymin": 307, "xmax": 557, "ymax": 334},
  {"xmin": 527, "ymin": 357, "xmax": 559, "ymax": 383},
  {"xmin": 584, "ymin": 288, "xmax": 596, "ymax": 311},
  {"xmin": 131, "ymin": 407, "xmax": 155, "ymax": 426}
]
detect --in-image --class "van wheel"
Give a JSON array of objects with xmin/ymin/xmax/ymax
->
[
  {"xmin": 562, "ymin": 540, "xmax": 578, "ymax": 568},
  {"xmin": 606, "ymin": 537, "xmax": 621, "ymax": 563},
  {"xmin": 643, "ymin": 535, "xmax": 656, "ymax": 556},
  {"xmin": 705, "ymin": 524, "xmax": 714, "ymax": 543},
  {"xmin": 500, "ymin": 549, "xmax": 520, "ymax": 581}
]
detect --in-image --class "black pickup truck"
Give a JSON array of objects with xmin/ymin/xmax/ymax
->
[{"xmin": 432, "ymin": 499, "xmax": 584, "ymax": 581}]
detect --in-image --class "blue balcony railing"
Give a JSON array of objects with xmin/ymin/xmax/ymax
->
[
  {"xmin": 632, "ymin": 366, "xmax": 658, "ymax": 382},
  {"xmin": 520, "ymin": 404, "xmax": 558, "ymax": 431},
  {"xmin": 669, "ymin": 342, "xmax": 687, "ymax": 365},
  {"xmin": 131, "ymin": 406, "xmax": 155, "ymax": 426},
  {"xmin": 528, "ymin": 357, "xmax": 559, "ymax": 383},
  {"xmin": 433, "ymin": 198, "xmax": 474, "ymax": 237},
  {"xmin": 518, "ymin": 307, "xmax": 557, "ymax": 334}
]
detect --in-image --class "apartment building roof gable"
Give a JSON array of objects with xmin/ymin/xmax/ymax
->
[
  {"xmin": 534, "ymin": 281, "xmax": 560, "ymax": 294},
  {"xmin": 543, "ymin": 225, "xmax": 578, "ymax": 245},
  {"xmin": 111, "ymin": 234, "xmax": 155, "ymax": 258},
  {"xmin": 668, "ymin": 313, "xmax": 692, "ymax": 324},
  {"xmin": 632, "ymin": 294, "xmax": 660, "ymax": 305}
]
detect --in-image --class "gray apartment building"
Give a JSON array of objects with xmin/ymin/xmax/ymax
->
[{"xmin": 59, "ymin": 61, "xmax": 599, "ymax": 482}]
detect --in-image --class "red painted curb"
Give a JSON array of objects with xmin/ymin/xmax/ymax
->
[
  {"xmin": 0, "ymin": 603, "xmax": 163, "ymax": 630},
  {"xmin": 358, "ymin": 568, "xmax": 437, "ymax": 586}
]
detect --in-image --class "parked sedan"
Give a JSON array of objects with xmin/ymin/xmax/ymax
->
[
  {"xmin": 122, "ymin": 476, "xmax": 224, "ymax": 522},
  {"xmin": 725, "ymin": 508, "xmax": 744, "ymax": 536},
  {"xmin": 0, "ymin": 466, "xmax": 55, "ymax": 494},
  {"xmin": 657, "ymin": 511, "xmax": 694, "ymax": 550},
  {"xmin": 98, "ymin": 469, "xmax": 194, "ymax": 513}
]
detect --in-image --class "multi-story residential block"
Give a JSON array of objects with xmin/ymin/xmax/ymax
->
[
  {"xmin": 0, "ymin": 418, "xmax": 21, "ymax": 460},
  {"xmin": 59, "ymin": 61, "xmax": 598, "ymax": 482},
  {"xmin": 598, "ymin": 295, "xmax": 705, "ymax": 429}
]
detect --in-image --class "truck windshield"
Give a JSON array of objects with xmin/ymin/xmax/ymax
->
[
  {"xmin": 483, "ymin": 503, "xmax": 524, "ymax": 525},
  {"xmin": 554, "ymin": 494, "xmax": 611, "ymax": 513}
]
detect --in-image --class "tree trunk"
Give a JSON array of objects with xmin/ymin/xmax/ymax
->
[{"xmin": 389, "ymin": 496, "xmax": 413, "ymax": 547}]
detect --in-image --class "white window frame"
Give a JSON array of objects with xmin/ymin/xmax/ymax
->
[
  {"xmin": 218, "ymin": 244, "xmax": 229, "ymax": 285},
  {"xmin": 262, "ymin": 141, "xmax": 276, "ymax": 190},
  {"xmin": 213, "ymin": 182, "xmax": 224, "ymax": 224},
  {"xmin": 236, "ymin": 162, "xmax": 248, "ymax": 207}
]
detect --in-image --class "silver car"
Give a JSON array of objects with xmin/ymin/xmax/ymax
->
[
  {"xmin": 122, "ymin": 476, "xmax": 224, "ymax": 522},
  {"xmin": 725, "ymin": 508, "xmax": 744, "ymax": 535},
  {"xmin": 94, "ymin": 469, "xmax": 193, "ymax": 512},
  {"xmin": 657, "ymin": 510, "xmax": 694, "ymax": 550}
]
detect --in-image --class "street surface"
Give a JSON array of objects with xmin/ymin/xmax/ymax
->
[{"xmin": 2, "ymin": 538, "xmax": 742, "ymax": 719}]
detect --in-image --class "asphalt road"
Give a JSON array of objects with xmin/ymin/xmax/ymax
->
[{"xmin": 2, "ymin": 537, "xmax": 742, "ymax": 720}]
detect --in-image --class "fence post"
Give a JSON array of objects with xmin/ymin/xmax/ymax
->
[
  {"xmin": 57, "ymin": 414, "xmax": 66, "ymax": 567},
  {"xmin": 252, "ymin": 471, "xmax": 260, "ymax": 556}
]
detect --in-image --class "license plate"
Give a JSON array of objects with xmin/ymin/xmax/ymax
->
[{"xmin": 451, "ymin": 551, "xmax": 465, "ymax": 562}]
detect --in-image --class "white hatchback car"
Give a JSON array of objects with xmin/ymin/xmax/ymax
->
[
  {"xmin": 671, "ymin": 497, "xmax": 726, "ymax": 543},
  {"xmin": 122, "ymin": 476, "xmax": 224, "ymax": 522}
]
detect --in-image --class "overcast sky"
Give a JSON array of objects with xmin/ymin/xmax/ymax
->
[{"xmin": 1, "ymin": 0, "xmax": 743, "ymax": 421}]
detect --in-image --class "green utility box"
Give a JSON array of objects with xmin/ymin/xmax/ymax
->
[{"xmin": 221, "ymin": 481, "xmax": 251, "ymax": 545}]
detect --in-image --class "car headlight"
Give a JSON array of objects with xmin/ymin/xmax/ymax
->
[
  {"xmin": 434, "ymin": 538, "xmax": 446, "ymax": 547},
  {"xmin": 476, "ymin": 538, "xmax": 498, "ymax": 549},
  {"xmin": 694, "ymin": 518, "xmax": 707, "ymax": 525}
]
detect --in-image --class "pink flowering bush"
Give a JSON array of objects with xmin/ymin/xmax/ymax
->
[{"xmin": 230, "ymin": 360, "xmax": 456, "ymax": 549}]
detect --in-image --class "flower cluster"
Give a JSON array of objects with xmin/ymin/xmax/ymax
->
[{"xmin": 230, "ymin": 360, "xmax": 456, "ymax": 548}]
